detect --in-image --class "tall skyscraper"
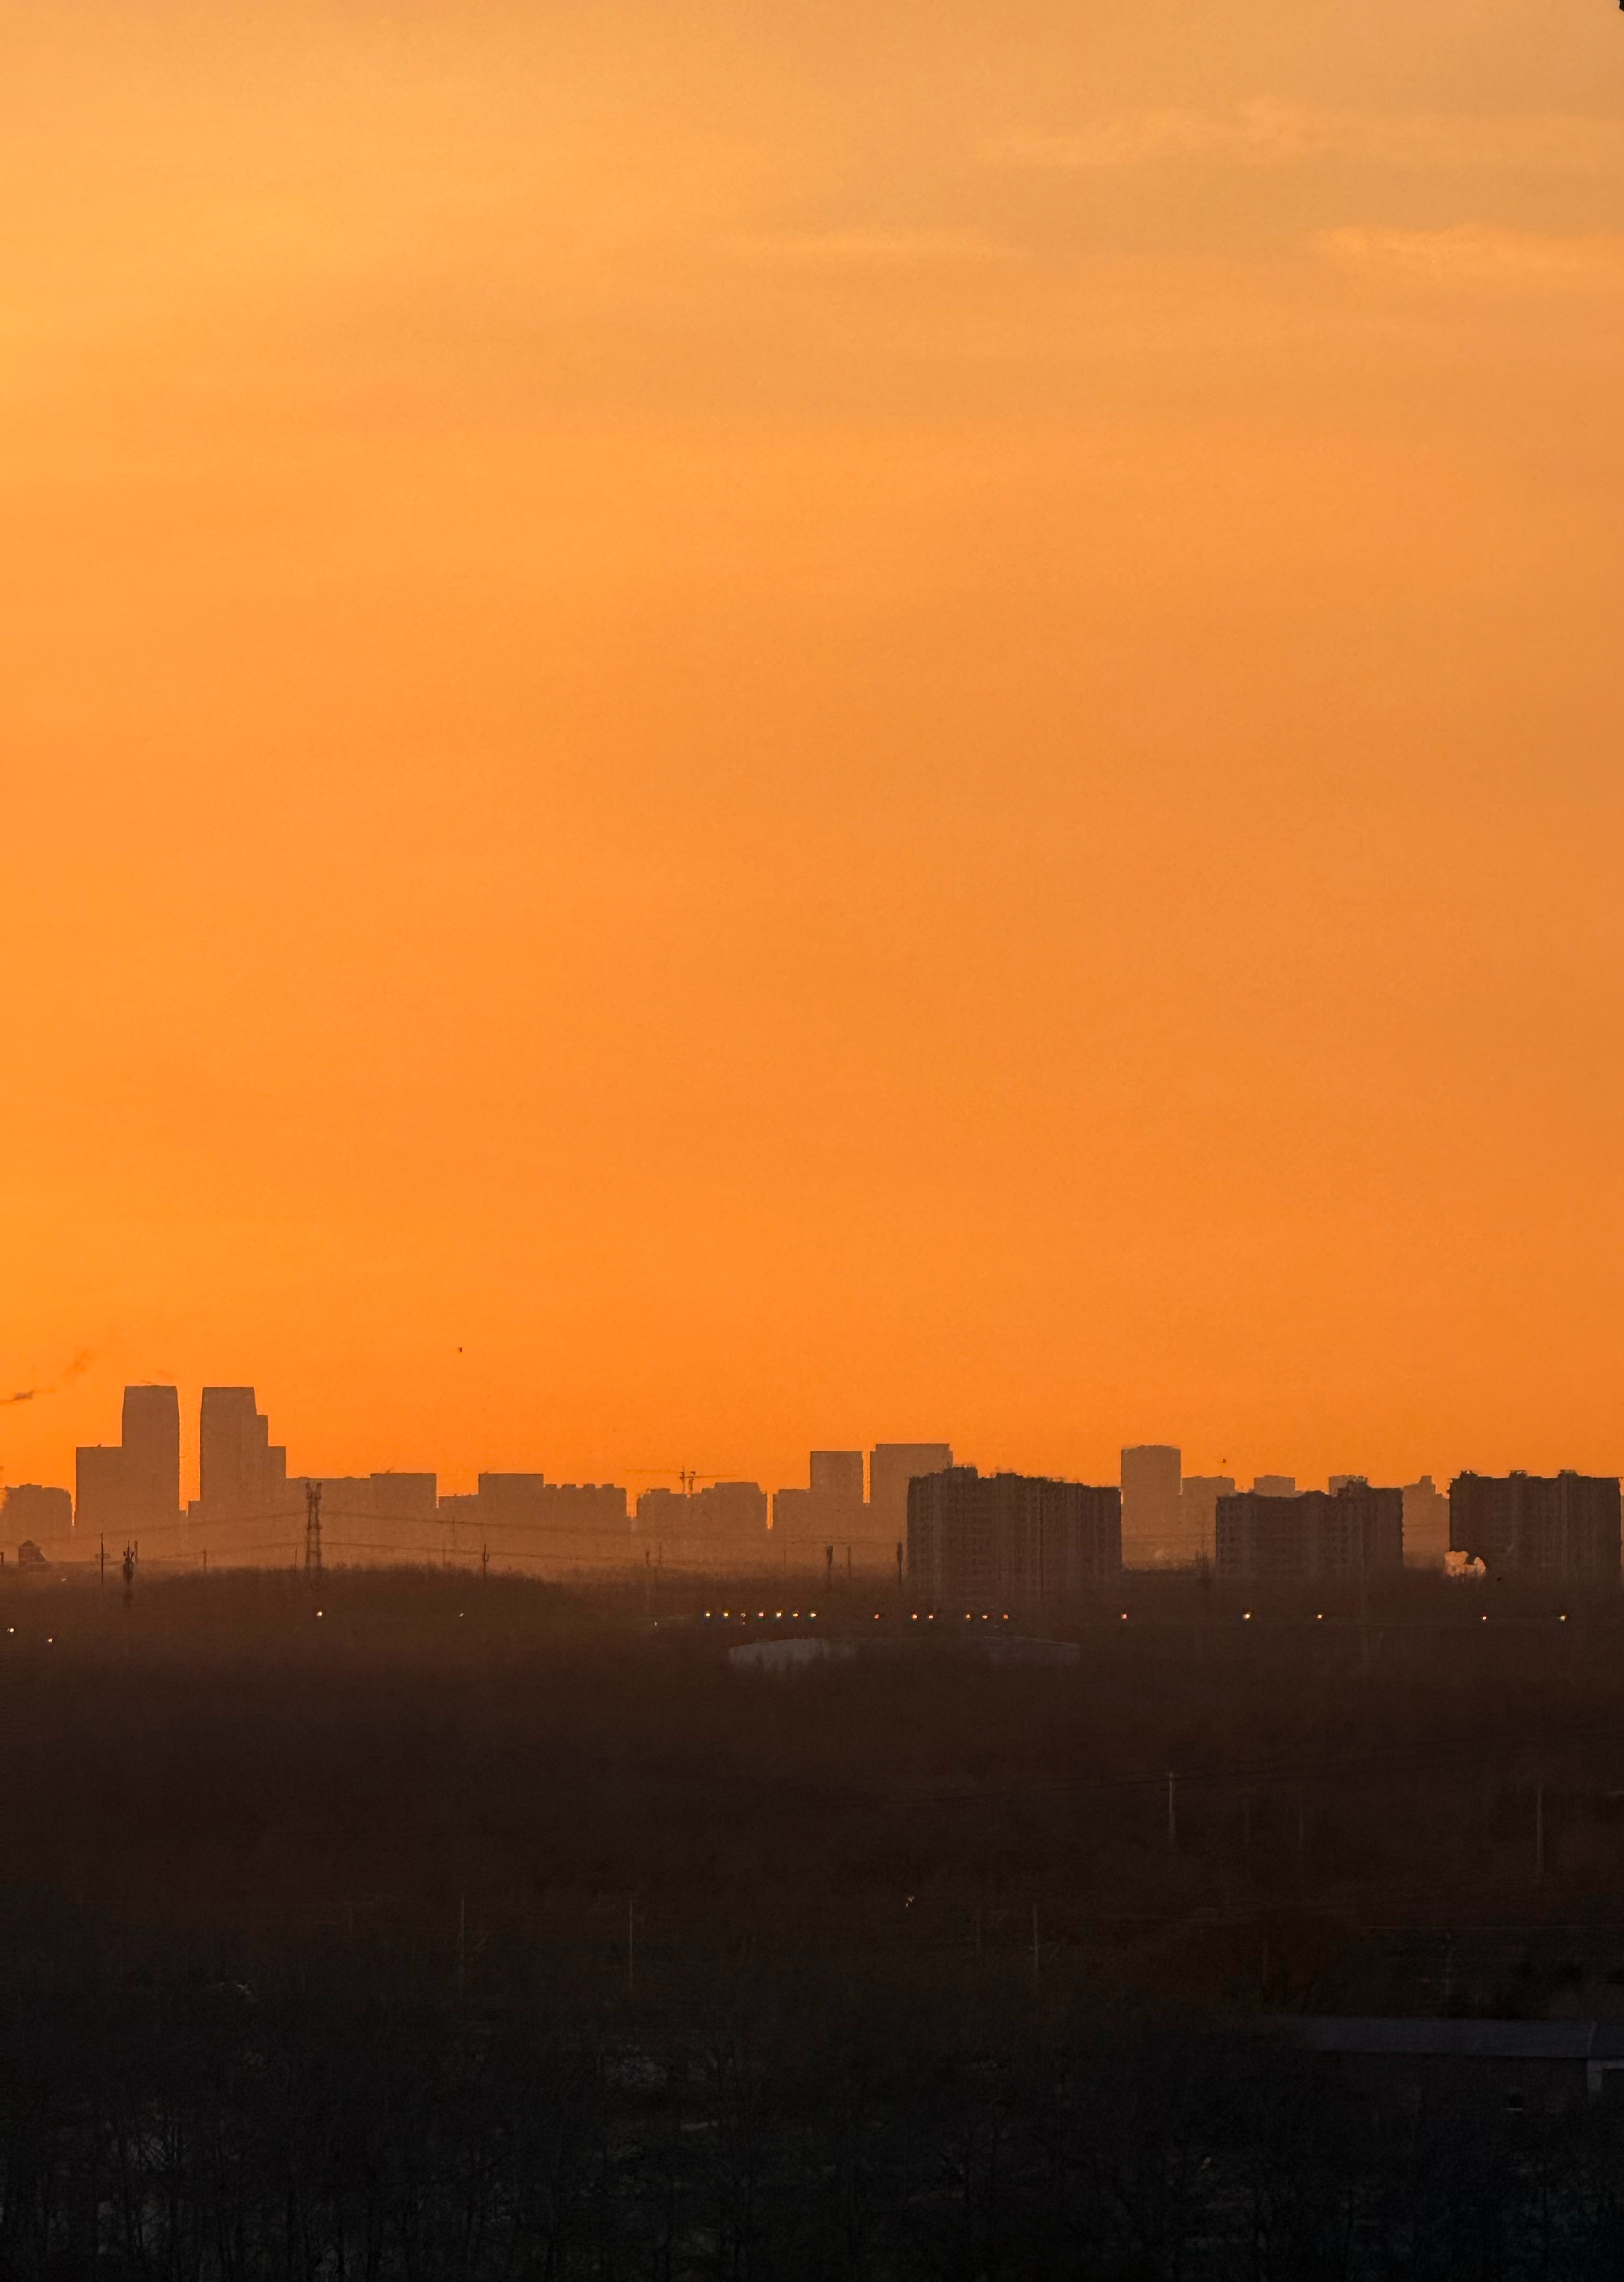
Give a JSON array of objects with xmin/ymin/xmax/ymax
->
[
  {"xmin": 1121, "ymin": 1444, "xmax": 1182, "ymax": 1567},
  {"xmin": 75, "ymin": 1385, "xmax": 181, "ymax": 1538},
  {"xmin": 121, "ymin": 1385, "xmax": 180, "ymax": 1530},
  {"xmin": 198, "ymin": 1388, "xmax": 289, "ymax": 1520},
  {"xmin": 869, "ymin": 1444, "xmax": 952, "ymax": 1539}
]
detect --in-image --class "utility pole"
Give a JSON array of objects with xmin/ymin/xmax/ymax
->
[
  {"xmin": 304, "ymin": 1481, "xmax": 323, "ymax": 1575},
  {"xmin": 121, "ymin": 1542, "xmax": 136, "ymax": 1608},
  {"xmin": 481, "ymin": 1542, "xmax": 489, "ymax": 1583},
  {"xmin": 826, "ymin": 1545, "xmax": 834, "ymax": 1589},
  {"xmin": 1536, "ymin": 1777, "xmax": 1545, "ymax": 1885}
]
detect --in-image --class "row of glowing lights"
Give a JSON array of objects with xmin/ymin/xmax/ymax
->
[
  {"xmin": 706, "ymin": 1610, "xmax": 1016, "ymax": 1622},
  {"xmin": 3, "ymin": 1610, "xmax": 1574, "ymax": 1641}
]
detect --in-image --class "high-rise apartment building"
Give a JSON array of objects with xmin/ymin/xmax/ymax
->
[
  {"xmin": 1449, "ymin": 1472, "xmax": 1621, "ymax": 1582},
  {"xmin": 198, "ymin": 1388, "xmax": 290, "ymax": 1520},
  {"xmin": 1121, "ymin": 1444, "xmax": 1182, "ymax": 1566},
  {"xmin": 869, "ymin": 1444, "xmax": 953, "ymax": 1539},
  {"xmin": 1402, "ymin": 1475, "xmax": 1449, "ymax": 1568},
  {"xmin": 1216, "ymin": 1482, "xmax": 1403, "ymax": 1581},
  {"xmin": 907, "ymin": 1466, "xmax": 1120, "ymax": 1607},
  {"xmin": 1253, "ymin": 1475, "xmax": 1297, "ymax": 1498},
  {"xmin": 75, "ymin": 1385, "xmax": 181, "ymax": 1539}
]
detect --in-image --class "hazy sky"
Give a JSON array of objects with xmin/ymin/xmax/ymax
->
[{"xmin": 5, "ymin": 0, "xmax": 1623, "ymax": 1499}]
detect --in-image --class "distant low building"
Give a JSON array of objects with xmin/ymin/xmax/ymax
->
[
  {"xmin": 908, "ymin": 1466, "xmax": 1120, "ymax": 1608},
  {"xmin": 2, "ymin": 1485, "xmax": 72, "ymax": 1547},
  {"xmin": 636, "ymin": 1482, "xmax": 767, "ymax": 1541},
  {"xmin": 772, "ymin": 1449, "xmax": 866, "ymax": 1545},
  {"xmin": 1179, "ymin": 1475, "xmax": 1235, "ymax": 1566},
  {"xmin": 1449, "ymin": 1472, "xmax": 1621, "ymax": 1583},
  {"xmin": 441, "ymin": 1477, "xmax": 629, "ymax": 1536},
  {"xmin": 1216, "ymin": 1482, "xmax": 1403, "ymax": 1581}
]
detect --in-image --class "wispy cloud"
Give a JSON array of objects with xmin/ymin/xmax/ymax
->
[
  {"xmin": 995, "ymin": 104, "xmax": 1624, "ymax": 176},
  {"xmin": 729, "ymin": 227, "xmax": 1019, "ymax": 268},
  {"xmin": 1319, "ymin": 224, "xmax": 1624, "ymax": 287},
  {"xmin": 0, "ymin": 1350, "xmax": 94, "ymax": 1407}
]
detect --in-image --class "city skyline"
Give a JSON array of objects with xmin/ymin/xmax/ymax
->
[{"xmin": 2, "ymin": 1377, "xmax": 1605, "ymax": 1575}]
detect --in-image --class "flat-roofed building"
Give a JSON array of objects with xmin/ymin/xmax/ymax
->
[
  {"xmin": 1179, "ymin": 1475, "xmax": 1235, "ymax": 1565},
  {"xmin": 1402, "ymin": 1475, "xmax": 1450, "ymax": 1568},
  {"xmin": 869, "ymin": 1444, "xmax": 953, "ymax": 1540},
  {"xmin": 1449, "ymin": 1471, "xmax": 1621, "ymax": 1582},
  {"xmin": 3, "ymin": 1483, "xmax": 73, "ymax": 1550},
  {"xmin": 198, "ymin": 1388, "xmax": 290, "ymax": 1522},
  {"xmin": 1217, "ymin": 1481, "xmax": 1403, "ymax": 1582},
  {"xmin": 772, "ymin": 1449, "xmax": 866, "ymax": 1545},
  {"xmin": 908, "ymin": 1465, "xmax": 1119, "ymax": 1607},
  {"xmin": 1121, "ymin": 1444, "xmax": 1182, "ymax": 1566},
  {"xmin": 75, "ymin": 1384, "xmax": 182, "ymax": 1539}
]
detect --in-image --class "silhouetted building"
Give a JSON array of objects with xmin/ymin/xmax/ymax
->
[
  {"xmin": 636, "ymin": 1481, "xmax": 767, "ymax": 1541},
  {"xmin": 1179, "ymin": 1475, "xmax": 1235, "ymax": 1565},
  {"xmin": 74, "ymin": 1445, "xmax": 126, "ymax": 1537},
  {"xmin": 1449, "ymin": 1471, "xmax": 1621, "ymax": 1583},
  {"xmin": 1253, "ymin": 1475, "xmax": 1296, "ymax": 1498},
  {"xmin": 811, "ymin": 1449, "xmax": 865, "ymax": 1503},
  {"xmin": 440, "ymin": 1477, "xmax": 628, "ymax": 1536},
  {"xmin": 869, "ymin": 1444, "xmax": 953, "ymax": 1539},
  {"xmin": 1402, "ymin": 1475, "xmax": 1449, "ymax": 1568},
  {"xmin": 1216, "ymin": 1481, "xmax": 1403, "ymax": 1581},
  {"xmin": 773, "ymin": 1449, "xmax": 866, "ymax": 1541},
  {"xmin": 1121, "ymin": 1444, "xmax": 1182, "ymax": 1566},
  {"xmin": 2, "ymin": 1485, "xmax": 72, "ymax": 1547},
  {"xmin": 908, "ymin": 1466, "xmax": 1120, "ymax": 1607},
  {"xmin": 296, "ymin": 1474, "xmax": 438, "ymax": 1538},
  {"xmin": 198, "ymin": 1388, "xmax": 289, "ymax": 1521},
  {"xmin": 75, "ymin": 1385, "xmax": 181, "ymax": 1538}
]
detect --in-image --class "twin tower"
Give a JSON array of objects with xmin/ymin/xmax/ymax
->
[{"xmin": 75, "ymin": 1385, "xmax": 287, "ymax": 1539}]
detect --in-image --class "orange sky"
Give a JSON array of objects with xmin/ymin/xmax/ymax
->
[{"xmin": 5, "ymin": 0, "xmax": 1624, "ymax": 1502}]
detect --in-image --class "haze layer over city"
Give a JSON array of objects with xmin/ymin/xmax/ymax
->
[{"xmin": 6, "ymin": 0, "xmax": 1624, "ymax": 2272}]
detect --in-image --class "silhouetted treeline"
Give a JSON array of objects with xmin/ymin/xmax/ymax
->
[
  {"xmin": 7, "ymin": 1989, "xmax": 1624, "ymax": 2278},
  {"xmin": 5, "ymin": 1565, "xmax": 1624, "ymax": 2022}
]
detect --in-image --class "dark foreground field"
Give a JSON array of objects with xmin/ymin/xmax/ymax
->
[{"xmin": 7, "ymin": 1563, "xmax": 1624, "ymax": 2275}]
